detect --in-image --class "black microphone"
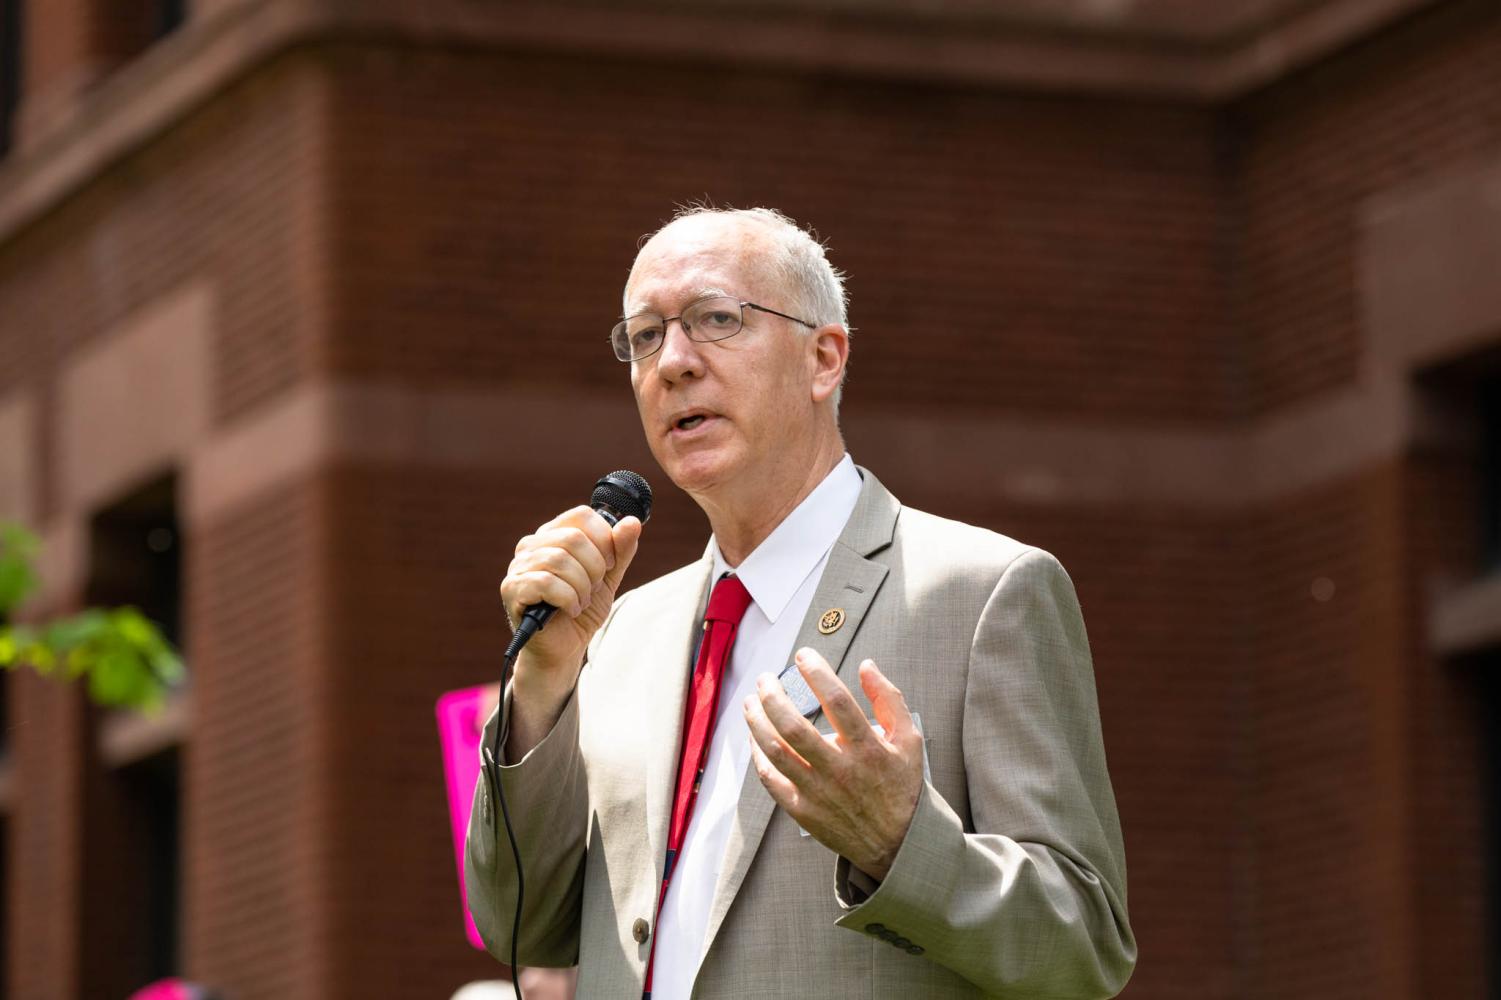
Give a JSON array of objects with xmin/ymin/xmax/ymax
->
[{"xmin": 505, "ymin": 469, "xmax": 653, "ymax": 658}]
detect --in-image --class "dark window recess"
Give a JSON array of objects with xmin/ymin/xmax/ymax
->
[
  {"xmin": 1417, "ymin": 354, "xmax": 1501, "ymax": 573},
  {"xmin": 0, "ymin": 0, "xmax": 21, "ymax": 158},
  {"xmin": 81, "ymin": 745, "xmax": 181, "ymax": 993},
  {"xmin": 126, "ymin": 746, "xmax": 181, "ymax": 980},
  {"xmin": 0, "ymin": 815, "xmax": 8, "ymax": 993},
  {"xmin": 1484, "ymin": 659, "xmax": 1501, "ymax": 1000},
  {"xmin": 79, "ymin": 472, "xmax": 185, "ymax": 994},
  {"xmin": 84, "ymin": 472, "xmax": 183, "ymax": 656},
  {"xmin": 96, "ymin": 0, "xmax": 185, "ymax": 72},
  {"xmin": 1480, "ymin": 375, "xmax": 1501, "ymax": 572},
  {"xmin": 154, "ymin": 0, "xmax": 186, "ymax": 39}
]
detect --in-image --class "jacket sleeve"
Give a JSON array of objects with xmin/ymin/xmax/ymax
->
[
  {"xmin": 463, "ymin": 591, "xmax": 632, "ymax": 968},
  {"xmin": 463, "ymin": 684, "xmax": 589, "ymax": 968},
  {"xmin": 831, "ymin": 548, "xmax": 1137, "ymax": 999}
]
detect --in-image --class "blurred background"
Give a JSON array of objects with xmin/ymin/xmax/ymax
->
[{"xmin": 0, "ymin": 0, "xmax": 1498, "ymax": 997}]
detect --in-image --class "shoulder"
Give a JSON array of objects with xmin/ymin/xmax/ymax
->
[
  {"xmin": 887, "ymin": 506, "xmax": 1090, "ymax": 657},
  {"xmin": 882, "ymin": 503, "xmax": 1083, "ymax": 627},
  {"xmin": 890, "ymin": 504, "xmax": 1054, "ymax": 585}
]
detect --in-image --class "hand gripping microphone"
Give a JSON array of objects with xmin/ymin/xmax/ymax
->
[
  {"xmin": 503, "ymin": 469, "xmax": 654, "ymax": 660},
  {"xmin": 491, "ymin": 470, "xmax": 652, "ymax": 1000}
]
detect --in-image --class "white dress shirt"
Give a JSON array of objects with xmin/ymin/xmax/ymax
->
[{"xmin": 650, "ymin": 454, "xmax": 863, "ymax": 999}]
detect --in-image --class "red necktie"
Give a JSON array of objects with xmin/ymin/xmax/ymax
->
[{"xmin": 643, "ymin": 573, "xmax": 753, "ymax": 997}]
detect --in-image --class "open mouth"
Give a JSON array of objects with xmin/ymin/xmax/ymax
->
[{"xmin": 670, "ymin": 410, "xmax": 715, "ymax": 433}]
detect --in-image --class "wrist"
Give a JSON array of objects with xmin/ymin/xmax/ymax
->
[
  {"xmin": 855, "ymin": 849, "xmax": 895, "ymax": 883},
  {"xmin": 510, "ymin": 650, "xmax": 581, "ymax": 716}
]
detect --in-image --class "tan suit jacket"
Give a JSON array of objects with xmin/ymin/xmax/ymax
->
[{"xmin": 465, "ymin": 469, "xmax": 1136, "ymax": 998}]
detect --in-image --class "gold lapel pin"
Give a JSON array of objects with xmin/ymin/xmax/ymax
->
[{"xmin": 818, "ymin": 608, "xmax": 845, "ymax": 634}]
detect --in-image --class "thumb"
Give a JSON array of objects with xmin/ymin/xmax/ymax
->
[{"xmin": 604, "ymin": 516, "xmax": 643, "ymax": 594}]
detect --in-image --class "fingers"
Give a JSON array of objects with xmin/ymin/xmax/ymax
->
[
  {"xmin": 504, "ymin": 568, "xmax": 587, "ymax": 619},
  {"xmin": 502, "ymin": 506, "xmax": 632, "ymax": 620},
  {"xmin": 794, "ymin": 647, "xmax": 875, "ymax": 747},
  {"xmin": 859, "ymin": 660, "xmax": 920, "ymax": 750},
  {"xmin": 748, "ymin": 738, "xmax": 801, "ymax": 811},
  {"xmin": 743, "ymin": 689, "xmax": 814, "ymax": 791},
  {"xmin": 506, "ymin": 545, "xmax": 592, "ymax": 618},
  {"xmin": 554, "ymin": 504, "xmax": 617, "ymax": 562},
  {"xmin": 758, "ymin": 671, "xmax": 843, "ymax": 767}
]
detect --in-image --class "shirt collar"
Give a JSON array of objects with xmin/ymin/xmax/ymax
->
[{"xmin": 710, "ymin": 454, "xmax": 862, "ymax": 623}]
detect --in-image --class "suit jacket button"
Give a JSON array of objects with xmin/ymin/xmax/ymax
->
[
  {"xmin": 865, "ymin": 923, "xmax": 886, "ymax": 936},
  {"xmin": 632, "ymin": 918, "xmax": 650, "ymax": 944},
  {"xmin": 906, "ymin": 944, "xmax": 925, "ymax": 956},
  {"xmin": 892, "ymin": 936, "xmax": 912, "ymax": 949}
]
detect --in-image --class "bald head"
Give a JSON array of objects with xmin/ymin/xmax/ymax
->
[{"xmin": 625, "ymin": 206, "xmax": 850, "ymax": 407}]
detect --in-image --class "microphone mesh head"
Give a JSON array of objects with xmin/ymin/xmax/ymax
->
[{"xmin": 592, "ymin": 470, "xmax": 653, "ymax": 524}]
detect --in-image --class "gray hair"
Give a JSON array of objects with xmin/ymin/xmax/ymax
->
[{"xmin": 644, "ymin": 205, "xmax": 851, "ymax": 407}]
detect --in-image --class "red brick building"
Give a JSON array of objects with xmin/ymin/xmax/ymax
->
[{"xmin": 0, "ymin": 1, "xmax": 1497, "ymax": 997}]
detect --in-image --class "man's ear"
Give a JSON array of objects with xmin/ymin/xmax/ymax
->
[{"xmin": 809, "ymin": 324, "xmax": 849, "ymax": 404}]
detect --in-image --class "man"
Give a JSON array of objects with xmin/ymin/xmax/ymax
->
[{"xmin": 466, "ymin": 207, "xmax": 1137, "ymax": 998}]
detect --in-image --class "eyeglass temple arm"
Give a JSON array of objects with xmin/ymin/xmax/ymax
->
[{"xmin": 744, "ymin": 302, "xmax": 816, "ymax": 328}]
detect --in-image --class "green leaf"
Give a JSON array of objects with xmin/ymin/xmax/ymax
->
[
  {"xmin": 0, "ymin": 528, "xmax": 184, "ymax": 711},
  {"xmin": 112, "ymin": 606, "xmax": 155, "ymax": 646},
  {"xmin": 43, "ymin": 612, "xmax": 100, "ymax": 651},
  {"xmin": 0, "ymin": 522, "xmax": 42, "ymax": 614},
  {"xmin": 149, "ymin": 648, "xmax": 186, "ymax": 686}
]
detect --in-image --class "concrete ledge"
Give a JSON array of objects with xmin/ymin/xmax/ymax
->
[
  {"xmin": 11, "ymin": 364, "xmax": 1432, "ymax": 611},
  {"xmin": 1430, "ymin": 573, "xmax": 1501, "ymax": 657},
  {"xmin": 1362, "ymin": 159, "xmax": 1501, "ymax": 373},
  {"xmin": 0, "ymin": 0, "xmax": 1436, "ymax": 251},
  {"xmin": 57, "ymin": 283, "xmax": 213, "ymax": 515},
  {"xmin": 180, "ymin": 371, "xmax": 1416, "ymax": 527},
  {"xmin": 97, "ymin": 689, "xmax": 191, "ymax": 768},
  {"xmin": 0, "ymin": 388, "xmax": 37, "ymax": 525}
]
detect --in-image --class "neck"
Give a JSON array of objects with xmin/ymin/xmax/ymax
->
[{"xmin": 699, "ymin": 436, "xmax": 846, "ymax": 567}]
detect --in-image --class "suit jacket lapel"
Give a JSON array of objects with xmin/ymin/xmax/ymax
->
[
  {"xmin": 642, "ymin": 555, "xmax": 715, "ymax": 887},
  {"xmin": 697, "ymin": 468, "xmax": 900, "ymax": 966}
]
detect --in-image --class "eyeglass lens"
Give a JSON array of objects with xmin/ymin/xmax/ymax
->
[{"xmin": 612, "ymin": 297, "xmax": 744, "ymax": 361}]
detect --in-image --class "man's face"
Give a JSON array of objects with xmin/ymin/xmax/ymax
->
[{"xmin": 624, "ymin": 219, "xmax": 819, "ymax": 501}]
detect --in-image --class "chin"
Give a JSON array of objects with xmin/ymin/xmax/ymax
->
[{"xmin": 656, "ymin": 445, "xmax": 741, "ymax": 498}]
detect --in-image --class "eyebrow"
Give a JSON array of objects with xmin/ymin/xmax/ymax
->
[{"xmin": 624, "ymin": 287, "xmax": 731, "ymax": 318}]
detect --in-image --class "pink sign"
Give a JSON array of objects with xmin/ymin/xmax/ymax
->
[
  {"xmin": 436, "ymin": 683, "xmax": 500, "ymax": 951},
  {"xmin": 128, "ymin": 980, "xmax": 198, "ymax": 1000}
]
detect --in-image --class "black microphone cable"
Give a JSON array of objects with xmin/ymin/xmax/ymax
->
[{"xmin": 484, "ymin": 470, "xmax": 652, "ymax": 1000}]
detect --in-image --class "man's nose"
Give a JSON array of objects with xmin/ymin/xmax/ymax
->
[{"xmin": 653, "ymin": 318, "xmax": 705, "ymax": 382}]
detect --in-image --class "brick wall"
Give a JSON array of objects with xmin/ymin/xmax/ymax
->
[
  {"xmin": 0, "ymin": 50, "xmax": 327, "ymax": 517},
  {"xmin": 1241, "ymin": 463, "xmax": 1414, "ymax": 999},
  {"xmin": 0, "ymin": 47, "xmax": 330, "ymax": 1000},
  {"xmin": 1403, "ymin": 443, "xmax": 1488, "ymax": 1000},
  {"xmin": 7, "ymin": 671, "xmax": 86, "ymax": 998},
  {"xmin": 184, "ymin": 477, "xmax": 328, "ymax": 997},
  {"xmin": 0, "ymin": 2, "xmax": 1498, "ymax": 998},
  {"xmin": 1231, "ymin": 0, "xmax": 1501, "ymax": 415},
  {"xmin": 321, "ymin": 42, "xmax": 1231, "ymax": 424}
]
